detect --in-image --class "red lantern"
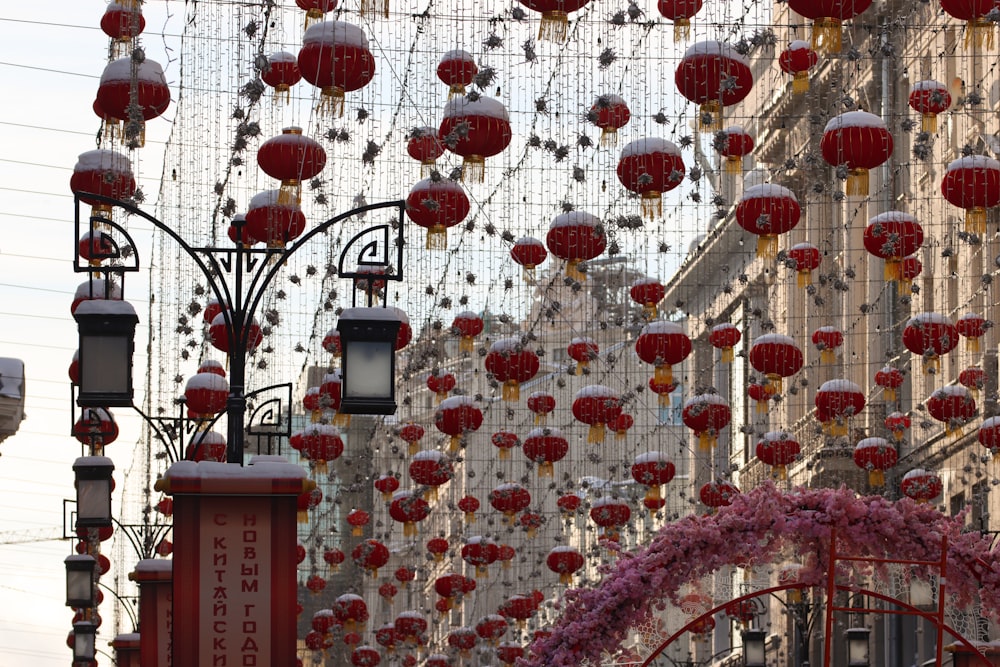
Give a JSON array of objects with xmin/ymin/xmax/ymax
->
[
  {"xmin": 389, "ymin": 490, "xmax": 431, "ymax": 537},
  {"xmin": 409, "ymin": 450, "xmax": 453, "ymax": 500},
  {"xmin": 426, "ymin": 536, "xmax": 450, "ymax": 562},
  {"xmin": 874, "ymin": 366, "xmax": 904, "ymax": 402},
  {"xmin": 184, "ymin": 372, "xmax": 228, "ymax": 420},
  {"xmin": 498, "ymin": 544, "xmax": 515, "ymax": 569},
  {"xmin": 709, "ymin": 323, "xmax": 741, "ymax": 363},
  {"xmin": 458, "ymin": 495, "xmax": 480, "ymax": 523},
  {"xmin": 321, "ymin": 327, "xmax": 341, "ymax": 362},
  {"xmin": 439, "ymin": 95, "xmax": 512, "ymax": 182},
  {"xmin": 755, "ymin": 431, "xmax": 801, "ymax": 480},
  {"xmin": 630, "ymin": 277, "xmax": 666, "ymax": 320},
  {"xmin": 407, "ymin": 126, "xmax": 445, "ymax": 176},
  {"xmin": 734, "ymin": 184, "xmax": 801, "ymax": 258},
  {"xmin": 649, "ymin": 377, "xmax": 679, "ymax": 407},
  {"xmin": 713, "ymin": 125, "xmax": 754, "ymax": 175},
  {"xmin": 351, "ymin": 646, "xmax": 381, "ymax": 667},
  {"xmin": 497, "ymin": 642, "xmax": 525, "ymax": 667},
  {"xmin": 546, "ymin": 546, "xmax": 584, "ymax": 584},
  {"xmin": 298, "ymin": 21, "xmax": 375, "ymax": 116},
  {"xmin": 518, "ymin": 512, "xmax": 543, "ymax": 538},
  {"xmin": 545, "ymin": 210, "xmax": 607, "ymax": 281},
  {"xmin": 630, "ymin": 452, "xmax": 676, "ymax": 504},
  {"xmin": 462, "ymin": 535, "xmax": 500, "ymax": 577},
  {"xmin": 885, "ymin": 411, "xmax": 911, "ymax": 442},
  {"xmin": 435, "ymin": 396, "xmax": 483, "ymax": 452},
  {"xmin": 979, "ymin": 416, "xmax": 1000, "ymax": 458},
  {"xmin": 499, "ymin": 593, "xmax": 538, "ymax": 626},
  {"xmin": 352, "ymin": 539, "xmax": 390, "ymax": 577},
  {"xmin": 484, "ymin": 338, "xmax": 540, "ymax": 401},
  {"xmin": 490, "ymin": 430, "xmax": 520, "ymax": 461},
  {"xmin": 811, "ymin": 326, "xmax": 843, "ymax": 364},
  {"xmin": 323, "ymin": 546, "xmax": 345, "ymax": 571},
  {"xmin": 956, "ymin": 312, "xmax": 988, "ymax": 352},
  {"xmin": 902, "ymin": 312, "xmax": 959, "ymax": 374},
  {"xmin": 257, "ymin": 127, "xmax": 327, "ymax": 206},
  {"xmin": 186, "ymin": 430, "xmax": 227, "ymax": 463},
  {"xmin": 901, "ymin": 468, "xmax": 942, "ymax": 503},
  {"xmin": 926, "ymin": 385, "xmax": 977, "ymax": 436},
  {"xmin": 699, "ymin": 480, "xmax": 739, "ymax": 511},
  {"xmin": 394, "ymin": 567, "xmax": 415, "ymax": 587},
  {"xmin": 73, "ymin": 408, "xmax": 118, "ymax": 449},
  {"xmin": 517, "ymin": 0, "xmax": 592, "ymax": 42},
  {"xmin": 70, "ymin": 150, "xmax": 135, "ymax": 218},
  {"xmin": 511, "ymin": 236, "xmax": 548, "ymax": 283},
  {"xmin": 296, "ymin": 0, "xmax": 339, "ymax": 25},
  {"xmin": 475, "ymin": 614, "xmax": 509, "ymax": 645},
  {"xmin": 589, "ymin": 94, "xmax": 631, "ymax": 147},
  {"xmin": 749, "ymin": 333, "xmax": 803, "ymax": 395},
  {"xmin": 557, "ymin": 493, "xmax": 582, "ymax": 517},
  {"xmin": 908, "ymin": 80, "xmax": 951, "ymax": 133},
  {"xmin": 959, "ymin": 367, "xmax": 987, "ymax": 398},
  {"xmin": 311, "ymin": 608, "xmax": 337, "ymax": 635},
  {"xmin": 522, "ymin": 427, "xmax": 569, "ymax": 477},
  {"xmin": 864, "ymin": 211, "xmax": 924, "ymax": 282},
  {"xmin": 101, "ymin": 2, "xmax": 145, "ymax": 43},
  {"xmin": 786, "ymin": 0, "xmax": 874, "ymax": 53},
  {"xmin": 636, "ymin": 321, "xmax": 691, "ymax": 386},
  {"xmin": 674, "ymin": 40, "xmax": 753, "ymax": 128},
  {"xmin": 377, "ymin": 582, "xmax": 398, "ymax": 604},
  {"xmin": 436, "ymin": 50, "xmax": 477, "ymax": 97},
  {"xmin": 244, "ymin": 189, "xmax": 307, "ymax": 249},
  {"xmin": 820, "ymin": 110, "xmax": 893, "ymax": 196},
  {"xmin": 724, "ymin": 599, "xmax": 757, "ymax": 626},
  {"xmin": 778, "ymin": 40, "xmax": 818, "ymax": 93},
  {"xmin": 682, "ymin": 394, "xmax": 731, "ymax": 450},
  {"xmin": 299, "ymin": 424, "xmax": 344, "ymax": 474},
  {"xmin": 261, "ymin": 52, "xmax": 301, "ymax": 103},
  {"xmin": 405, "ymin": 176, "xmax": 470, "ymax": 249},
  {"xmin": 853, "ymin": 437, "xmax": 897, "ymax": 487},
  {"xmin": 333, "ymin": 593, "xmax": 369, "ymax": 631},
  {"xmin": 571, "ymin": 385, "xmax": 622, "ymax": 443},
  {"xmin": 657, "ymin": 0, "xmax": 703, "ymax": 40},
  {"xmin": 589, "ymin": 496, "xmax": 631, "ymax": 541},
  {"xmin": 375, "ymin": 624, "xmax": 398, "ymax": 651},
  {"xmin": 489, "ymin": 484, "xmax": 531, "ymax": 523},
  {"xmin": 612, "ymin": 413, "xmax": 634, "ymax": 440},
  {"xmin": 346, "ymin": 509, "xmax": 370, "ymax": 537},
  {"xmin": 208, "ymin": 311, "xmax": 263, "ymax": 355},
  {"xmin": 77, "ymin": 231, "xmax": 116, "ymax": 268},
  {"xmin": 394, "ymin": 611, "xmax": 428, "ymax": 644},
  {"xmin": 426, "ymin": 370, "xmax": 456, "ymax": 402},
  {"xmin": 815, "ymin": 379, "xmax": 866, "ymax": 437},
  {"xmin": 567, "ymin": 337, "xmax": 599, "ymax": 375},
  {"xmin": 526, "ymin": 392, "xmax": 556, "ymax": 425},
  {"xmin": 397, "ymin": 422, "xmax": 425, "ymax": 455},
  {"xmin": 940, "ymin": 0, "xmax": 999, "ymax": 49},
  {"xmin": 616, "ymin": 137, "xmax": 685, "ymax": 218},
  {"xmin": 787, "ymin": 242, "xmax": 821, "ymax": 288},
  {"xmin": 448, "ymin": 628, "xmax": 478, "ymax": 656},
  {"xmin": 899, "ymin": 256, "xmax": 922, "ymax": 294},
  {"xmin": 452, "ymin": 311, "xmax": 484, "ymax": 353},
  {"xmin": 96, "ymin": 58, "xmax": 170, "ymax": 146}
]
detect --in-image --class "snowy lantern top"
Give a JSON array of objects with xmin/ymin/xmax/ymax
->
[
  {"xmin": 786, "ymin": 0, "xmax": 874, "ymax": 53},
  {"xmin": 545, "ymin": 210, "xmax": 607, "ymax": 281},
  {"xmin": 674, "ymin": 40, "xmax": 753, "ymax": 128},
  {"xmin": 261, "ymin": 51, "xmax": 301, "ymax": 101},
  {"xmin": 245, "ymin": 189, "xmax": 307, "ymax": 248},
  {"xmin": 439, "ymin": 95, "xmax": 512, "ymax": 182},
  {"xmin": 748, "ymin": 333, "xmax": 804, "ymax": 394},
  {"xmin": 778, "ymin": 40, "xmax": 818, "ymax": 93},
  {"xmin": 589, "ymin": 94, "xmax": 631, "ymax": 147},
  {"xmin": 71, "ymin": 149, "xmax": 136, "ymax": 215},
  {"xmin": 298, "ymin": 20, "xmax": 375, "ymax": 117},
  {"xmin": 715, "ymin": 125, "xmax": 755, "ymax": 174},
  {"xmin": 257, "ymin": 127, "xmax": 327, "ymax": 206},
  {"xmin": 437, "ymin": 50, "xmax": 477, "ymax": 97},
  {"xmin": 820, "ymin": 110, "xmax": 893, "ymax": 196},
  {"xmin": 734, "ymin": 183, "xmax": 801, "ymax": 258},
  {"xmin": 908, "ymin": 79, "xmax": 951, "ymax": 133},
  {"xmin": 941, "ymin": 155, "xmax": 1000, "ymax": 235},
  {"xmin": 902, "ymin": 312, "xmax": 958, "ymax": 374},
  {"xmin": 96, "ymin": 58, "xmax": 170, "ymax": 147},
  {"xmin": 405, "ymin": 176, "xmax": 471, "ymax": 250},
  {"xmin": 617, "ymin": 137, "xmax": 685, "ymax": 219}
]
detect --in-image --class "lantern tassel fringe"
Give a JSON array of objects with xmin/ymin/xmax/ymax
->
[
  {"xmin": 538, "ymin": 10, "xmax": 568, "ymax": 43},
  {"xmin": 846, "ymin": 168, "xmax": 869, "ymax": 197},
  {"xmin": 673, "ymin": 19, "xmax": 691, "ymax": 42},
  {"xmin": 792, "ymin": 71, "xmax": 810, "ymax": 94},
  {"xmin": 461, "ymin": 155, "xmax": 485, "ymax": 183}
]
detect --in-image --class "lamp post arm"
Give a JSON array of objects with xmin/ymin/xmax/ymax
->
[{"xmin": 97, "ymin": 580, "xmax": 138, "ymax": 630}]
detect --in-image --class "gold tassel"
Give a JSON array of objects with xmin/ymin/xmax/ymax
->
[
  {"xmin": 641, "ymin": 191, "xmax": 662, "ymax": 219},
  {"xmin": 923, "ymin": 355, "xmax": 940, "ymax": 375},
  {"xmin": 797, "ymin": 270, "xmax": 812, "ymax": 288},
  {"xmin": 435, "ymin": 391, "xmax": 446, "ymax": 403},
  {"xmin": 360, "ymin": 0, "xmax": 389, "ymax": 19},
  {"xmin": 588, "ymin": 423, "xmax": 605, "ymax": 443},
  {"xmin": 654, "ymin": 364, "xmax": 674, "ymax": 385},
  {"xmin": 497, "ymin": 447, "xmax": 510, "ymax": 460},
  {"xmin": 756, "ymin": 234, "xmax": 778, "ymax": 259},
  {"xmin": 273, "ymin": 85, "xmax": 291, "ymax": 105},
  {"xmin": 298, "ymin": 510, "xmax": 309, "ymax": 523},
  {"xmin": 846, "ymin": 168, "xmax": 869, "ymax": 196},
  {"xmin": 721, "ymin": 347, "xmax": 734, "ymax": 363},
  {"xmin": 448, "ymin": 84, "xmax": 465, "ymax": 99},
  {"xmin": 539, "ymin": 461, "xmax": 553, "ymax": 477},
  {"xmin": 314, "ymin": 460, "xmax": 328, "ymax": 476},
  {"xmin": 460, "ymin": 336, "xmax": 473, "ymax": 353},
  {"xmin": 658, "ymin": 393, "xmax": 671, "ymax": 408},
  {"xmin": 303, "ymin": 8, "xmax": 323, "ymax": 30},
  {"xmin": 526, "ymin": 526, "xmax": 537, "ymax": 538},
  {"xmin": 420, "ymin": 160, "xmax": 436, "ymax": 177},
  {"xmin": 521, "ymin": 266, "xmax": 537, "ymax": 284},
  {"xmin": 423, "ymin": 487, "xmax": 438, "ymax": 502},
  {"xmin": 334, "ymin": 411, "xmax": 351, "ymax": 427},
  {"xmin": 425, "ymin": 224, "xmax": 447, "ymax": 250},
  {"xmin": 884, "ymin": 387, "xmax": 897, "ymax": 403},
  {"xmin": 403, "ymin": 521, "xmax": 417, "ymax": 538},
  {"xmin": 965, "ymin": 18, "xmax": 995, "ymax": 50},
  {"xmin": 775, "ymin": 464, "xmax": 787, "ymax": 481},
  {"xmin": 352, "ymin": 526, "xmax": 363, "ymax": 537},
  {"xmin": 921, "ymin": 113, "xmax": 937, "ymax": 134},
  {"xmin": 830, "ymin": 420, "xmax": 848, "ymax": 437},
  {"xmin": 868, "ymin": 469, "xmax": 885, "ymax": 487},
  {"xmin": 899, "ymin": 278, "xmax": 913, "ymax": 295},
  {"xmin": 892, "ymin": 428, "xmax": 904, "ymax": 442},
  {"xmin": 318, "ymin": 86, "xmax": 346, "ymax": 117},
  {"xmin": 698, "ymin": 432, "xmax": 716, "ymax": 451},
  {"xmin": 476, "ymin": 566, "xmax": 489, "ymax": 578},
  {"xmin": 792, "ymin": 71, "xmax": 810, "ymax": 94},
  {"xmin": 644, "ymin": 486, "xmax": 662, "ymax": 504},
  {"xmin": 565, "ymin": 259, "xmax": 586, "ymax": 282},
  {"xmin": 599, "ymin": 127, "xmax": 618, "ymax": 148},
  {"xmin": 502, "ymin": 380, "xmax": 520, "ymax": 401},
  {"xmin": 966, "ymin": 208, "xmax": 986, "ymax": 235},
  {"xmin": 673, "ymin": 18, "xmax": 690, "ymax": 42},
  {"xmin": 465, "ymin": 511, "xmax": 475, "ymax": 524},
  {"xmin": 812, "ymin": 17, "xmax": 842, "ymax": 53},
  {"xmin": 559, "ymin": 572, "xmax": 572, "ymax": 585},
  {"xmin": 725, "ymin": 156, "xmax": 742, "ymax": 174},
  {"xmin": 755, "ymin": 398, "xmax": 770, "ymax": 414},
  {"xmin": 461, "ymin": 155, "xmax": 485, "ymax": 182},
  {"xmin": 278, "ymin": 180, "xmax": 301, "ymax": 206},
  {"xmin": 643, "ymin": 303, "xmax": 658, "ymax": 320},
  {"xmin": 448, "ymin": 436, "xmax": 461, "ymax": 453},
  {"xmin": 311, "ymin": 409, "xmax": 321, "ymax": 423},
  {"xmin": 765, "ymin": 374, "xmax": 783, "ymax": 395},
  {"xmin": 533, "ymin": 413, "xmax": 545, "ymax": 425},
  {"xmin": 967, "ymin": 337, "xmax": 981, "ymax": 353},
  {"xmin": 408, "ymin": 442, "xmax": 420, "ymax": 456},
  {"xmin": 699, "ymin": 100, "xmax": 721, "ymax": 129},
  {"xmin": 820, "ymin": 349, "xmax": 837, "ymax": 364},
  {"xmin": 884, "ymin": 259, "xmax": 901, "ymax": 282},
  {"xmin": 538, "ymin": 10, "xmax": 568, "ymax": 42}
]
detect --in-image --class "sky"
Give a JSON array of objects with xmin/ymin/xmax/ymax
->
[{"xmin": 0, "ymin": 2, "xmax": 175, "ymax": 664}]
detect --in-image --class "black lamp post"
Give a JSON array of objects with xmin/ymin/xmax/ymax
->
[
  {"xmin": 72, "ymin": 620, "xmax": 98, "ymax": 664},
  {"xmin": 845, "ymin": 627, "xmax": 870, "ymax": 667},
  {"xmin": 73, "ymin": 456, "xmax": 114, "ymax": 528},
  {"xmin": 65, "ymin": 554, "xmax": 98, "ymax": 608},
  {"xmin": 73, "ymin": 299, "xmax": 138, "ymax": 408},
  {"xmin": 337, "ymin": 307, "xmax": 402, "ymax": 415},
  {"xmin": 742, "ymin": 628, "xmax": 767, "ymax": 667}
]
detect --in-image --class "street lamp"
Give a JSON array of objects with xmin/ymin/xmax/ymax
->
[
  {"xmin": 337, "ymin": 307, "xmax": 401, "ymax": 415},
  {"xmin": 909, "ymin": 574, "xmax": 935, "ymax": 610},
  {"xmin": 72, "ymin": 620, "xmax": 98, "ymax": 663},
  {"xmin": 845, "ymin": 627, "xmax": 870, "ymax": 667},
  {"xmin": 65, "ymin": 554, "xmax": 97, "ymax": 608},
  {"xmin": 73, "ymin": 456, "xmax": 114, "ymax": 528},
  {"xmin": 742, "ymin": 628, "xmax": 767, "ymax": 667},
  {"xmin": 73, "ymin": 299, "xmax": 139, "ymax": 408}
]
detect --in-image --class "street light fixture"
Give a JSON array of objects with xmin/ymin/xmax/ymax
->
[
  {"xmin": 337, "ymin": 307, "xmax": 401, "ymax": 415},
  {"xmin": 742, "ymin": 628, "xmax": 767, "ymax": 667},
  {"xmin": 845, "ymin": 627, "xmax": 870, "ymax": 667},
  {"xmin": 73, "ymin": 456, "xmax": 115, "ymax": 528},
  {"xmin": 72, "ymin": 620, "xmax": 98, "ymax": 663},
  {"xmin": 65, "ymin": 555, "xmax": 97, "ymax": 608},
  {"xmin": 73, "ymin": 299, "xmax": 139, "ymax": 408}
]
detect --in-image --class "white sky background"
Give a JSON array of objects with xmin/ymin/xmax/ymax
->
[{"xmin": 0, "ymin": 2, "xmax": 174, "ymax": 664}]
